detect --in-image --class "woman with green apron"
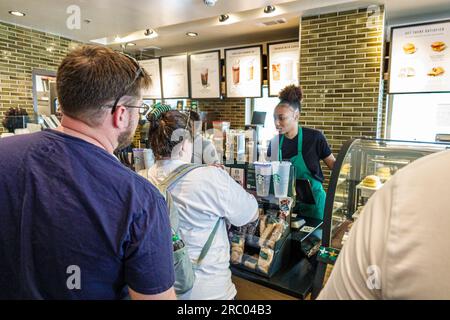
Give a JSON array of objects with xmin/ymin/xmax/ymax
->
[{"xmin": 270, "ymin": 85, "xmax": 335, "ymax": 220}]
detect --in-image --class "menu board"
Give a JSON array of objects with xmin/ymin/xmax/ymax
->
[
  {"xmin": 161, "ymin": 54, "xmax": 189, "ymax": 98},
  {"xmin": 268, "ymin": 41, "xmax": 299, "ymax": 96},
  {"xmin": 189, "ymin": 51, "xmax": 221, "ymax": 99},
  {"xmin": 225, "ymin": 46, "xmax": 262, "ymax": 98},
  {"xmin": 139, "ymin": 58, "xmax": 162, "ymax": 99},
  {"xmin": 389, "ymin": 20, "xmax": 450, "ymax": 93}
]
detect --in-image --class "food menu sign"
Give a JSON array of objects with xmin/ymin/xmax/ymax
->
[
  {"xmin": 268, "ymin": 41, "xmax": 299, "ymax": 97},
  {"xmin": 139, "ymin": 58, "xmax": 162, "ymax": 99},
  {"xmin": 161, "ymin": 54, "xmax": 189, "ymax": 98},
  {"xmin": 225, "ymin": 46, "xmax": 262, "ymax": 98},
  {"xmin": 389, "ymin": 20, "xmax": 450, "ymax": 93},
  {"xmin": 189, "ymin": 51, "xmax": 221, "ymax": 99}
]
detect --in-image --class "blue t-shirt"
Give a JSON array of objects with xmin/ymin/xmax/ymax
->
[{"xmin": 0, "ymin": 130, "xmax": 174, "ymax": 299}]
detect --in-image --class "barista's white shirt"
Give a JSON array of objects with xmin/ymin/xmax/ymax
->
[
  {"xmin": 319, "ymin": 150, "xmax": 450, "ymax": 300},
  {"xmin": 147, "ymin": 160, "xmax": 258, "ymax": 300}
]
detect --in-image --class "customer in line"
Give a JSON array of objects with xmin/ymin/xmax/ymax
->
[
  {"xmin": 268, "ymin": 85, "xmax": 335, "ymax": 220},
  {"xmin": 143, "ymin": 107, "xmax": 258, "ymax": 300},
  {"xmin": 319, "ymin": 150, "xmax": 450, "ymax": 299},
  {"xmin": 0, "ymin": 45, "xmax": 175, "ymax": 299}
]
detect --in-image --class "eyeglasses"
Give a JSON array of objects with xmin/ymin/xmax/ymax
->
[
  {"xmin": 110, "ymin": 52, "xmax": 145, "ymax": 114},
  {"xmin": 125, "ymin": 102, "xmax": 151, "ymax": 116}
]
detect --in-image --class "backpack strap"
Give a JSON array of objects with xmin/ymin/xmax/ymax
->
[
  {"xmin": 196, "ymin": 217, "xmax": 222, "ymax": 265},
  {"xmin": 159, "ymin": 163, "xmax": 205, "ymax": 193},
  {"xmin": 141, "ymin": 163, "xmax": 222, "ymax": 266}
]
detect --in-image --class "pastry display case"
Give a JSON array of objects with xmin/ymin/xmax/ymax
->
[
  {"xmin": 323, "ymin": 138, "xmax": 450, "ymax": 251},
  {"xmin": 310, "ymin": 138, "xmax": 450, "ymax": 299}
]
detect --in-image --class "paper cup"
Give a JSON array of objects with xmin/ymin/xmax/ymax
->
[
  {"xmin": 132, "ymin": 148, "xmax": 145, "ymax": 172},
  {"xmin": 143, "ymin": 149, "xmax": 154, "ymax": 169},
  {"xmin": 272, "ymin": 161, "xmax": 291, "ymax": 198},
  {"xmin": 254, "ymin": 162, "xmax": 272, "ymax": 197}
]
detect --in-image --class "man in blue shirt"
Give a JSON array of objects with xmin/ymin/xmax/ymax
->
[{"xmin": 0, "ymin": 45, "xmax": 175, "ymax": 299}]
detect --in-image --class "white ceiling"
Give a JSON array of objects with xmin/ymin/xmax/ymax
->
[{"xmin": 1, "ymin": 0, "xmax": 450, "ymax": 55}]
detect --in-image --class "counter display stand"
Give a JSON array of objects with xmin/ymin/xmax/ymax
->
[
  {"xmin": 225, "ymin": 162, "xmax": 323, "ymax": 299},
  {"xmin": 311, "ymin": 138, "xmax": 450, "ymax": 299}
]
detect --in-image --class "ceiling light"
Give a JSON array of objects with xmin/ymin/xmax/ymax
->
[
  {"xmin": 8, "ymin": 10, "xmax": 26, "ymax": 17},
  {"xmin": 114, "ymin": 35, "xmax": 121, "ymax": 42},
  {"xmin": 264, "ymin": 5, "xmax": 276, "ymax": 14},
  {"xmin": 144, "ymin": 29, "xmax": 154, "ymax": 36},
  {"xmin": 186, "ymin": 32, "xmax": 198, "ymax": 37},
  {"xmin": 219, "ymin": 14, "xmax": 229, "ymax": 22},
  {"xmin": 127, "ymin": 43, "xmax": 136, "ymax": 46},
  {"xmin": 204, "ymin": 0, "xmax": 218, "ymax": 6}
]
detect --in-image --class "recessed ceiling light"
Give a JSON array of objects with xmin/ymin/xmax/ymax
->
[
  {"xmin": 219, "ymin": 14, "xmax": 229, "ymax": 22},
  {"xmin": 264, "ymin": 5, "xmax": 276, "ymax": 14},
  {"xmin": 186, "ymin": 32, "xmax": 198, "ymax": 37},
  {"xmin": 144, "ymin": 29, "xmax": 154, "ymax": 36},
  {"xmin": 127, "ymin": 43, "xmax": 136, "ymax": 46},
  {"xmin": 8, "ymin": 10, "xmax": 26, "ymax": 17}
]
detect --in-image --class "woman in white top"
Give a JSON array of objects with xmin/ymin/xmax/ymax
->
[{"xmin": 145, "ymin": 107, "xmax": 258, "ymax": 300}]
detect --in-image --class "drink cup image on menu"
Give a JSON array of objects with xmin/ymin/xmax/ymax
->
[
  {"xmin": 247, "ymin": 60, "xmax": 254, "ymax": 81},
  {"xmin": 201, "ymin": 68, "xmax": 209, "ymax": 87},
  {"xmin": 232, "ymin": 60, "xmax": 240, "ymax": 85},
  {"xmin": 282, "ymin": 60, "xmax": 294, "ymax": 81},
  {"xmin": 272, "ymin": 63, "xmax": 281, "ymax": 81}
]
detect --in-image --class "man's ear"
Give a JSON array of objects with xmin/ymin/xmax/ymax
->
[{"xmin": 112, "ymin": 105, "xmax": 128, "ymax": 129}]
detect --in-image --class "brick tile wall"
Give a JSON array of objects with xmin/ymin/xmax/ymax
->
[
  {"xmin": 300, "ymin": 7, "xmax": 385, "ymax": 187},
  {"xmin": 197, "ymin": 98, "xmax": 246, "ymax": 129},
  {"xmin": 0, "ymin": 21, "xmax": 79, "ymax": 132}
]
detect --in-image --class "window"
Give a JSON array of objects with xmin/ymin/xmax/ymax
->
[
  {"xmin": 387, "ymin": 93, "xmax": 450, "ymax": 142},
  {"xmin": 246, "ymin": 86, "xmax": 279, "ymax": 145}
]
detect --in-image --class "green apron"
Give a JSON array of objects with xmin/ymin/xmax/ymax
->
[{"xmin": 279, "ymin": 126, "xmax": 326, "ymax": 220}]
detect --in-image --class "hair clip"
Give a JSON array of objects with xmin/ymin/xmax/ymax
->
[{"xmin": 148, "ymin": 102, "xmax": 172, "ymax": 121}]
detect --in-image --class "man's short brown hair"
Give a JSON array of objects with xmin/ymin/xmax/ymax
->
[{"xmin": 56, "ymin": 45, "xmax": 151, "ymax": 126}]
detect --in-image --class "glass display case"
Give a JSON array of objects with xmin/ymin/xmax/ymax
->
[
  {"xmin": 323, "ymin": 138, "xmax": 450, "ymax": 250},
  {"xmin": 310, "ymin": 138, "xmax": 450, "ymax": 299}
]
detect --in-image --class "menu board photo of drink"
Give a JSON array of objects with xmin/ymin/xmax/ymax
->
[
  {"xmin": 389, "ymin": 20, "xmax": 450, "ymax": 93},
  {"xmin": 189, "ymin": 50, "xmax": 221, "ymax": 99},
  {"xmin": 225, "ymin": 45, "xmax": 262, "ymax": 98},
  {"xmin": 161, "ymin": 54, "xmax": 189, "ymax": 98},
  {"xmin": 268, "ymin": 41, "xmax": 299, "ymax": 97},
  {"xmin": 139, "ymin": 58, "xmax": 162, "ymax": 99}
]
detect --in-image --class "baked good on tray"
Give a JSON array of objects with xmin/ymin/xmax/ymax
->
[{"xmin": 361, "ymin": 175, "xmax": 382, "ymax": 188}]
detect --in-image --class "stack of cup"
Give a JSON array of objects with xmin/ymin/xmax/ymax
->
[
  {"xmin": 143, "ymin": 149, "xmax": 155, "ymax": 169},
  {"xmin": 132, "ymin": 148, "xmax": 145, "ymax": 172},
  {"xmin": 271, "ymin": 161, "xmax": 291, "ymax": 198},
  {"xmin": 254, "ymin": 162, "xmax": 272, "ymax": 197}
]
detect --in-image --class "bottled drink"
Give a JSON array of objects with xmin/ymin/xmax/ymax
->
[{"xmin": 172, "ymin": 234, "xmax": 185, "ymax": 251}]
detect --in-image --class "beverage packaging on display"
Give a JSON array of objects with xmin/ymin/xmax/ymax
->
[
  {"xmin": 254, "ymin": 162, "xmax": 272, "ymax": 197},
  {"xmin": 132, "ymin": 148, "xmax": 145, "ymax": 172},
  {"xmin": 0, "ymin": 133, "xmax": 14, "ymax": 138},
  {"xmin": 271, "ymin": 161, "xmax": 291, "ymax": 198},
  {"xmin": 143, "ymin": 148, "xmax": 154, "ymax": 169}
]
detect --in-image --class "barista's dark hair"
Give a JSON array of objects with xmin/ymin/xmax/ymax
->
[
  {"xmin": 277, "ymin": 84, "xmax": 303, "ymax": 112},
  {"xmin": 148, "ymin": 110, "xmax": 192, "ymax": 160}
]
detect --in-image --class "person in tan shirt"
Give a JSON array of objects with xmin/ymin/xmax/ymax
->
[{"xmin": 319, "ymin": 150, "xmax": 450, "ymax": 299}]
